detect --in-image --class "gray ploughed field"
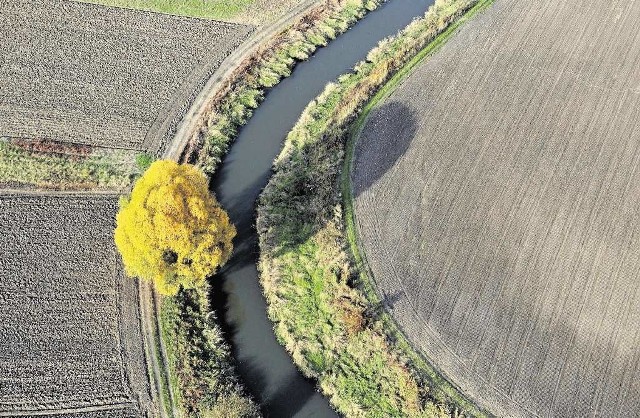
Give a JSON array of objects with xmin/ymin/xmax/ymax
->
[
  {"xmin": 352, "ymin": 0, "xmax": 640, "ymax": 416},
  {"xmin": 0, "ymin": 194, "xmax": 154, "ymax": 416},
  {"xmin": 0, "ymin": 0, "xmax": 252, "ymax": 154}
]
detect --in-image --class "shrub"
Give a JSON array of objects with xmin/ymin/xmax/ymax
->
[
  {"xmin": 135, "ymin": 152, "xmax": 155, "ymax": 171},
  {"xmin": 114, "ymin": 160, "xmax": 235, "ymax": 295}
]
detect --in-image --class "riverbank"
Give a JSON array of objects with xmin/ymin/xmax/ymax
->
[
  {"xmin": 157, "ymin": 1, "xmax": 388, "ymax": 415},
  {"xmin": 257, "ymin": 0, "xmax": 495, "ymax": 416},
  {"xmin": 182, "ymin": 0, "xmax": 383, "ymax": 173},
  {"xmin": 157, "ymin": 286, "xmax": 259, "ymax": 417}
]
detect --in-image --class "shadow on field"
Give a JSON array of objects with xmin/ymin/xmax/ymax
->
[{"xmin": 352, "ymin": 101, "xmax": 418, "ymax": 198}]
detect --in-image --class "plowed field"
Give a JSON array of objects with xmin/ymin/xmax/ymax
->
[
  {"xmin": 0, "ymin": 0, "xmax": 252, "ymax": 154},
  {"xmin": 351, "ymin": 0, "xmax": 640, "ymax": 416},
  {"xmin": 0, "ymin": 194, "xmax": 155, "ymax": 416}
]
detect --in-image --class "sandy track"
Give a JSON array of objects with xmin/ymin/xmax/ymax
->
[
  {"xmin": 0, "ymin": 0, "xmax": 252, "ymax": 154},
  {"xmin": 351, "ymin": 0, "xmax": 640, "ymax": 416},
  {"xmin": 0, "ymin": 194, "xmax": 156, "ymax": 416}
]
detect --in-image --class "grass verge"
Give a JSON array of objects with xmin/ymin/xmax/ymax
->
[
  {"xmin": 0, "ymin": 138, "xmax": 141, "ymax": 191},
  {"xmin": 158, "ymin": 286, "xmax": 260, "ymax": 417},
  {"xmin": 257, "ymin": 0, "xmax": 495, "ymax": 416},
  {"xmin": 77, "ymin": 0, "xmax": 312, "ymax": 24},
  {"xmin": 77, "ymin": 0, "xmax": 254, "ymax": 21}
]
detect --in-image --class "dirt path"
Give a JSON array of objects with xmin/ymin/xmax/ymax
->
[{"xmin": 351, "ymin": 0, "xmax": 640, "ymax": 416}]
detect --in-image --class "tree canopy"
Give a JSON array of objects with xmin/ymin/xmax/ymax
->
[{"xmin": 114, "ymin": 160, "xmax": 235, "ymax": 295}]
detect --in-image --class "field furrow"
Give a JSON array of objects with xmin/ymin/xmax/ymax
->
[{"xmin": 0, "ymin": 194, "xmax": 155, "ymax": 416}]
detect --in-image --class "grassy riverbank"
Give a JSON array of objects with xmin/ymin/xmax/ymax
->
[
  {"xmin": 158, "ymin": 286, "xmax": 259, "ymax": 417},
  {"xmin": 184, "ymin": 0, "xmax": 383, "ymax": 173},
  {"xmin": 154, "ymin": 2, "xmax": 385, "ymax": 415},
  {"xmin": 257, "ymin": 0, "xmax": 495, "ymax": 416},
  {"xmin": 136, "ymin": 2, "xmax": 389, "ymax": 416}
]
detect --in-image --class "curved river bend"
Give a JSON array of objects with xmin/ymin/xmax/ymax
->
[{"xmin": 210, "ymin": 0, "xmax": 433, "ymax": 416}]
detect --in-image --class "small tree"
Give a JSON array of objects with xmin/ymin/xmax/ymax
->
[{"xmin": 115, "ymin": 160, "xmax": 235, "ymax": 295}]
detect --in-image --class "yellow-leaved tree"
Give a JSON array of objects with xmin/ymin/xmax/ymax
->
[{"xmin": 114, "ymin": 160, "xmax": 235, "ymax": 295}]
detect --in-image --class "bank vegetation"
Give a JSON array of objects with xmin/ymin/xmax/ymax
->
[
  {"xmin": 257, "ymin": 0, "xmax": 494, "ymax": 416},
  {"xmin": 183, "ymin": 0, "xmax": 384, "ymax": 173}
]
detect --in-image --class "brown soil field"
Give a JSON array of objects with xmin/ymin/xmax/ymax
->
[
  {"xmin": 0, "ymin": 0, "xmax": 252, "ymax": 154},
  {"xmin": 351, "ymin": 0, "xmax": 640, "ymax": 416},
  {"xmin": 0, "ymin": 194, "xmax": 157, "ymax": 416}
]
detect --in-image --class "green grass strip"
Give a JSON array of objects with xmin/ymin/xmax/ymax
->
[
  {"xmin": 0, "ymin": 138, "xmax": 139, "ymax": 190},
  {"xmin": 77, "ymin": 0, "xmax": 254, "ymax": 20}
]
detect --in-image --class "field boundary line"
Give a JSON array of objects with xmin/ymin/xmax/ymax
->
[{"xmin": 164, "ymin": 0, "xmax": 321, "ymax": 160}]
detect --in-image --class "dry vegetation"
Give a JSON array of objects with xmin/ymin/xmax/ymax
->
[
  {"xmin": 351, "ymin": 0, "xmax": 640, "ymax": 416},
  {"xmin": 0, "ymin": 137, "xmax": 141, "ymax": 190},
  {"xmin": 0, "ymin": 0, "xmax": 252, "ymax": 155},
  {"xmin": 0, "ymin": 193, "xmax": 157, "ymax": 416}
]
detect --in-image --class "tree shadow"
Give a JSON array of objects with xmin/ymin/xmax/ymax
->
[
  {"xmin": 351, "ymin": 101, "xmax": 418, "ymax": 198},
  {"xmin": 264, "ymin": 369, "xmax": 324, "ymax": 417},
  {"xmin": 265, "ymin": 101, "xmax": 418, "ymax": 260},
  {"xmin": 364, "ymin": 290, "xmax": 404, "ymax": 327}
]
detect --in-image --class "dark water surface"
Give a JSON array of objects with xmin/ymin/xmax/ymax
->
[{"xmin": 210, "ymin": 1, "xmax": 433, "ymax": 416}]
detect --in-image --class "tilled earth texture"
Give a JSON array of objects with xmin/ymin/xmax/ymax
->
[
  {"xmin": 0, "ymin": 194, "xmax": 155, "ymax": 416},
  {"xmin": 351, "ymin": 0, "xmax": 640, "ymax": 416},
  {"xmin": 0, "ymin": 0, "xmax": 252, "ymax": 154}
]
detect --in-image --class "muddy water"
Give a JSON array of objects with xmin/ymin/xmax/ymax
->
[{"xmin": 210, "ymin": 1, "xmax": 433, "ymax": 416}]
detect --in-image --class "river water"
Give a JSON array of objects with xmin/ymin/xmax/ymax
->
[{"xmin": 210, "ymin": 0, "xmax": 433, "ymax": 416}]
